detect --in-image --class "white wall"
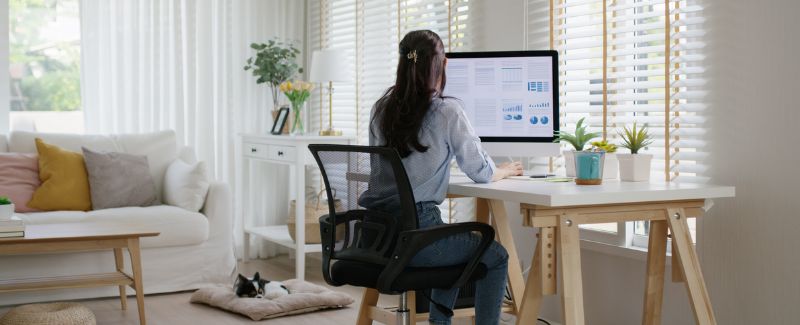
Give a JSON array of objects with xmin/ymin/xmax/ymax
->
[
  {"xmin": 702, "ymin": 0, "xmax": 800, "ymax": 323},
  {"xmin": 471, "ymin": 0, "xmax": 800, "ymax": 323}
]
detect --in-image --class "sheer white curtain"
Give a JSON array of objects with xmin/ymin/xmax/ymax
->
[{"xmin": 80, "ymin": 0, "xmax": 305, "ymax": 259}]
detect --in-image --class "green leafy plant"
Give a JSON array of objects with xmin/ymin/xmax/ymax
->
[
  {"xmin": 618, "ymin": 123, "xmax": 654, "ymax": 154},
  {"xmin": 243, "ymin": 40, "xmax": 303, "ymax": 111},
  {"xmin": 554, "ymin": 117, "xmax": 601, "ymax": 151},
  {"xmin": 0, "ymin": 196, "xmax": 12, "ymax": 205},
  {"xmin": 591, "ymin": 140, "xmax": 617, "ymax": 153}
]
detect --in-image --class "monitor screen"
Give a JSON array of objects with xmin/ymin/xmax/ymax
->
[{"xmin": 443, "ymin": 51, "xmax": 559, "ymax": 142}]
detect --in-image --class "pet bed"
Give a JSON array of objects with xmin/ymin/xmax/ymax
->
[
  {"xmin": 0, "ymin": 302, "xmax": 96, "ymax": 325},
  {"xmin": 190, "ymin": 279, "xmax": 355, "ymax": 321}
]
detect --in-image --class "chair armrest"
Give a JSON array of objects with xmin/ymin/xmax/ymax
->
[
  {"xmin": 201, "ymin": 181, "xmax": 233, "ymax": 244},
  {"xmin": 376, "ymin": 222, "xmax": 495, "ymax": 293}
]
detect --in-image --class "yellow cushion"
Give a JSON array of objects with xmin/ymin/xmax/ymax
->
[{"xmin": 28, "ymin": 138, "xmax": 92, "ymax": 211}]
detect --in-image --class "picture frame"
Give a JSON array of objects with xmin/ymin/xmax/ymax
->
[{"xmin": 271, "ymin": 106, "xmax": 290, "ymax": 135}]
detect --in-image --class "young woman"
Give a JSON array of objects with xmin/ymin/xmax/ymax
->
[{"xmin": 367, "ymin": 30, "xmax": 523, "ymax": 325}]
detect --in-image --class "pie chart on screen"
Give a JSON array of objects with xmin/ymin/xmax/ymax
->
[{"xmin": 541, "ymin": 116, "xmax": 549, "ymax": 125}]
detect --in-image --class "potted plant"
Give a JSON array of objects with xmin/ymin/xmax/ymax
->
[
  {"xmin": 0, "ymin": 196, "xmax": 14, "ymax": 220},
  {"xmin": 279, "ymin": 80, "xmax": 314, "ymax": 135},
  {"xmin": 617, "ymin": 123, "xmax": 654, "ymax": 182},
  {"xmin": 591, "ymin": 140, "xmax": 618, "ymax": 179},
  {"xmin": 243, "ymin": 40, "xmax": 303, "ymax": 133},
  {"xmin": 554, "ymin": 117, "xmax": 601, "ymax": 178}
]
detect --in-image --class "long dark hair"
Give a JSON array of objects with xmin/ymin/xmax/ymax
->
[{"xmin": 372, "ymin": 30, "xmax": 447, "ymax": 158}]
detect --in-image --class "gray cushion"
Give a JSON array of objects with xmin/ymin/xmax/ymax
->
[{"xmin": 82, "ymin": 147, "xmax": 159, "ymax": 210}]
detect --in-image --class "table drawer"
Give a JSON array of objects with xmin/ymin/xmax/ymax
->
[
  {"xmin": 244, "ymin": 143, "xmax": 269, "ymax": 159},
  {"xmin": 268, "ymin": 145, "xmax": 296, "ymax": 162}
]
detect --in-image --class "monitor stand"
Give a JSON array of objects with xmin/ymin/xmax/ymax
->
[{"xmin": 482, "ymin": 142, "xmax": 561, "ymax": 158}]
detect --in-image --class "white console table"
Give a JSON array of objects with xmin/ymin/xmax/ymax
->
[{"xmin": 238, "ymin": 134, "xmax": 354, "ymax": 280}]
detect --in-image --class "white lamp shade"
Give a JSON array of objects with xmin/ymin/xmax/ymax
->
[{"xmin": 309, "ymin": 49, "xmax": 353, "ymax": 82}]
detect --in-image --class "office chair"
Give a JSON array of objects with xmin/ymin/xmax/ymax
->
[{"xmin": 308, "ymin": 144, "xmax": 495, "ymax": 325}]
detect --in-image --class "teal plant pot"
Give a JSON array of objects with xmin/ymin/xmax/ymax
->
[{"xmin": 574, "ymin": 151, "xmax": 605, "ymax": 185}]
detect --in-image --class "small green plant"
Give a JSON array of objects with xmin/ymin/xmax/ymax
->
[
  {"xmin": 618, "ymin": 123, "xmax": 654, "ymax": 154},
  {"xmin": 243, "ymin": 40, "xmax": 303, "ymax": 111},
  {"xmin": 554, "ymin": 117, "xmax": 601, "ymax": 151},
  {"xmin": 0, "ymin": 196, "xmax": 11, "ymax": 205},
  {"xmin": 591, "ymin": 140, "xmax": 617, "ymax": 153}
]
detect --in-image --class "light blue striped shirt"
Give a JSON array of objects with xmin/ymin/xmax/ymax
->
[{"xmin": 362, "ymin": 97, "xmax": 496, "ymax": 207}]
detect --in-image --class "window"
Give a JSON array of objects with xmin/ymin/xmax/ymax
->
[
  {"xmin": 308, "ymin": 0, "xmax": 473, "ymax": 222},
  {"xmin": 532, "ymin": 0, "xmax": 707, "ymax": 247},
  {"xmin": 9, "ymin": 0, "xmax": 83, "ymax": 133}
]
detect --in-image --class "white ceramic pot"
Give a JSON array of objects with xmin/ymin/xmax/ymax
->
[
  {"xmin": 0, "ymin": 204, "xmax": 14, "ymax": 220},
  {"xmin": 563, "ymin": 151, "xmax": 575, "ymax": 177},
  {"xmin": 603, "ymin": 153, "xmax": 619, "ymax": 180},
  {"xmin": 617, "ymin": 153, "xmax": 652, "ymax": 182}
]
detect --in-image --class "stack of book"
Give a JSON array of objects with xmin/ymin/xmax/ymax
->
[{"xmin": 0, "ymin": 216, "xmax": 25, "ymax": 238}]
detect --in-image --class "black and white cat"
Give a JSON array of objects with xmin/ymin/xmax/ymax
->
[{"xmin": 234, "ymin": 272, "xmax": 290, "ymax": 299}]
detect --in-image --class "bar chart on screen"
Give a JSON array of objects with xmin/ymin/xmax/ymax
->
[{"xmin": 527, "ymin": 81, "xmax": 550, "ymax": 92}]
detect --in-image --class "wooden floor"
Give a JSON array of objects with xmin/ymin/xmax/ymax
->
[{"xmin": 0, "ymin": 255, "xmax": 481, "ymax": 324}]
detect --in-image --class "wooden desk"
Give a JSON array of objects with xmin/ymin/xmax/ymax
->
[
  {"xmin": 0, "ymin": 223, "xmax": 159, "ymax": 325},
  {"xmin": 448, "ymin": 177, "xmax": 735, "ymax": 325}
]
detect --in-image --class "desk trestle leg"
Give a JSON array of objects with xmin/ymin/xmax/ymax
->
[
  {"xmin": 643, "ymin": 220, "xmax": 668, "ymax": 325},
  {"xmin": 517, "ymin": 238, "xmax": 543, "ymax": 325},
  {"xmin": 558, "ymin": 215, "xmax": 585, "ymax": 325},
  {"xmin": 666, "ymin": 208, "xmax": 717, "ymax": 325},
  {"xmin": 489, "ymin": 199, "xmax": 526, "ymax": 314},
  {"xmin": 516, "ymin": 227, "xmax": 558, "ymax": 325},
  {"xmin": 671, "ymin": 235, "xmax": 685, "ymax": 283}
]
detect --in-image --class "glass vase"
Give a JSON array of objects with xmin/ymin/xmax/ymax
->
[{"xmin": 290, "ymin": 101, "xmax": 306, "ymax": 135}]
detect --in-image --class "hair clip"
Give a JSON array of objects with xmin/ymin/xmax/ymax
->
[{"xmin": 406, "ymin": 50, "xmax": 418, "ymax": 63}]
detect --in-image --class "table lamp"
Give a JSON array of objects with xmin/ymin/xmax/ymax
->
[{"xmin": 310, "ymin": 49, "xmax": 352, "ymax": 136}]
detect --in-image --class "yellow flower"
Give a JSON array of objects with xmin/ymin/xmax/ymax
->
[
  {"xmin": 279, "ymin": 82, "xmax": 288, "ymax": 93},
  {"xmin": 285, "ymin": 81, "xmax": 293, "ymax": 92},
  {"xmin": 302, "ymin": 82, "xmax": 313, "ymax": 91}
]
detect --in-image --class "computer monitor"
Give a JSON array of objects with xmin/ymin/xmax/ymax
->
[{"xmin": 443, "ymin": 51, "xmax": 560, "ymax": 157}]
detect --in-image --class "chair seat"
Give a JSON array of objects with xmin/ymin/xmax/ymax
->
[{"xmin": 331, "ymin": 260, "xmax": 488, "ymax": 293}]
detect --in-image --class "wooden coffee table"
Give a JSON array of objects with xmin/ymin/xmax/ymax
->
[{"xmin": 0, "ymin": 223, "xmax": 159, "ymax": 325}]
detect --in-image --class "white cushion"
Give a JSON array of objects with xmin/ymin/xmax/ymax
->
[
  {"xmin": 114, "ymin": 130, "xmax": 178, "ymax": 201},
  {"xmin": 177, "ymin": 146, "xmax": 198, "ymax": 164},
  {"xmin": 18, "ymin": 205, "xmax": 209, "ymax": 248},
  {"xmin": 164, "ymin": 159, "xmax": 210, "ymax": 212},
  {"xmin": 8, "ymin": 131, "xmax": 119, "ymax": 153}
]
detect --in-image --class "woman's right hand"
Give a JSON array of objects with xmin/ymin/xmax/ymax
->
[{"xmin": 492, "ymin": 161, "xmax": 523, "ymax": 181}]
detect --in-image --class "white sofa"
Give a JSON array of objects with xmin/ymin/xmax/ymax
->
[{"xmin": 0, "ymin": 130, "xmax": 236, "ymax": 306}]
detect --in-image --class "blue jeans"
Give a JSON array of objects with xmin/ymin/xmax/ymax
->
[{"xmin": 410, "ymin": 202, "xmax": 509, "ymax": 325}]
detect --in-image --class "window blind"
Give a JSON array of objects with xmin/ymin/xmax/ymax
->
[
  {"xmin": 309, "ymin": 0, "xmax": 474, "ymax": 222},
  {"xmin": 398, "ymin": 0, "xmax": 473, "ymax": 222},
  {"xmin": 308, "ymin": 0, "xmax": 358, "ymax": 137},
  {"xmin": 544, "ymin": 0, "xmax": 707, "ymax": 183}
]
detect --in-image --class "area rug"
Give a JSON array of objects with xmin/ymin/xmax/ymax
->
[{"xmin": 0, "ymin": 302, "xmax": 96, "ymax": 325}]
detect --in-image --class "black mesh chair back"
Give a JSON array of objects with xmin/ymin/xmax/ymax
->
[
  {"xmin": 309, "ymin": 144, "xmax": 495, "ymax": 325},
  {"xmin": 309, "ymin": 145, "xmax": 418, "ymax": 285}
]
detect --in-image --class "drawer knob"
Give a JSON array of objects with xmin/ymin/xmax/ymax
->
[
  {"xmin": 278, "ymin": 151, "xmax": 284, "ymax": 156},
  {"xmin": 251, "ymin": 148, "xmax": 257, "ymax": 153}
]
